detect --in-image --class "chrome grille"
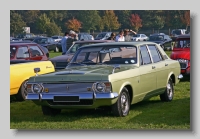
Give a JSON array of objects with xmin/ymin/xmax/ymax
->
[
  {"xmin": 47, "ymin": 99, "xmax": 93, "ymax": 106},
  {"xmin": 179, "ymin": 63, "xmax": 187, "ymax": 69}
]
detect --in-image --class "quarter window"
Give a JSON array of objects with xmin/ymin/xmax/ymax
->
[{"xmin": 140, "ymin": 45, "xmax": 152, "ymax": 65}]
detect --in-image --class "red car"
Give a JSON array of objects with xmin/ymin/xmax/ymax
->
[
  {"xmin": 170, "ymin": 34, "xmax": 190, "ymax": 75},
  {"xmin": 10, "ymin": 42, "xmax": 49, "ymax": 61}
]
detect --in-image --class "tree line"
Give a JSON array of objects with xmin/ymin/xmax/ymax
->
[{"xmin": 10, "ymin": 10, "xmax": 190, "ymax": 37}]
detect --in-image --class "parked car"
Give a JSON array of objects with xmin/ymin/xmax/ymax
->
[
  {"xmin": 95, "ymin": 32, "xmax": 112, "ymax": 40},
  {"xmin": 150, "ymin": 33, "xmax": 166, "ymax": 36},
  {"xmin": 26, "ymin": 41, "xmax": 183, "ymax": 117},
  {"xmin": 52, "ymin": 36, "xmax": 63, "ymax": 42},
  {"xmin": 132, "ymin": 34, "xmax": 148, "ymax": 41},
  {"xmin": 78, "ymin": 33, "xmax": 93, "ymax": 41},
  {"xmin": 147, "ymin": 34, "xmax": 172, "ymax": 50},
  {"xmin": 33, "ymin": 37, "xmax": 59, "ymax": 52},
  {"xmin": 50, "ymin": 40, "xmax": 115, "ymax": 70},
  {"xmin": 10, "ymin": 42, "xmax": 49, "ymax": 61},
  {"xmin": 170, "ymin": 34, "xmax": 190, "ymax": 75},
  {"xmin": 171, "ymin": 29, "xmax": 187, "ymax": 37},
  {"xmin": 10, "ymin": 61, "xmax": 55, "ymax": 101}
]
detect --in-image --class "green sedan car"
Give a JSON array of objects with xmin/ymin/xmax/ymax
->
[{"xmin": 26, "ymin": 41, "xmax": 183, "ymax": 117}]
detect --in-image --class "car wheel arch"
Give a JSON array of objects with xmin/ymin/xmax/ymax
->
[
  {"xmin": 118, "ymin": 82, "xmax": 133, "ymax": 104},
  {"xmin": 167, "ymin": 72, "xmax": 176, "ymax": 86}
]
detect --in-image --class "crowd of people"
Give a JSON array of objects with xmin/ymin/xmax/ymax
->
[{"xmin": 61, "ymin": 29, "xmax": 137, "ymax": 55}]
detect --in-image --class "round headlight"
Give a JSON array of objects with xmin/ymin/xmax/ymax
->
[
  {"xmin": 96, "ymin": 83, "xmax": 106, "ymax": 92},
  {"xmin": 32, "ymin": 84, "xmax": 43, "ymax": 93}
]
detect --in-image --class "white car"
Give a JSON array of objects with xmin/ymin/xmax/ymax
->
[
  {"xmin": 132, "ymin": 34, "xmax": 148, "ymax": 41},
  {"xmin": 52, "ymin": 36, "xmax": 63, "ymax": 42}
]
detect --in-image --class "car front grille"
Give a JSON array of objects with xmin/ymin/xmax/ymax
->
[
  {"xmin": 179, "ymin": 63, "xmax": 187, "ymax": 69},
  {"xmin": 47, "ymin": 100, "xmax": 93, "ymax": 106}
]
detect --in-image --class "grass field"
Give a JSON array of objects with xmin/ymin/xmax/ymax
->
[{"xmin": 10, "ymin": 50, "xmax": 190, "ymax": 129}]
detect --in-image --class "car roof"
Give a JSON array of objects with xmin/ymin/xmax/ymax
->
[
  {"xmin": 79, "ymin": 41, "xmax": 158, "ymax": 49},
  {"xmin": 10, "ymin": 42, "xmax": 38, "ymax": 46},
  {"xmin": 74, "ymin": 40, "xmax": 115, "ymax": 44},
  {"xmin": 176, "ymin": 34, "xmax": 190, "ymax": 39}
]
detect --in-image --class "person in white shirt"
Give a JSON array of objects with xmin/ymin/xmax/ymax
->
[{"xmin": 115, "ymin": 30, "xmax": 125, "ymax": 42}]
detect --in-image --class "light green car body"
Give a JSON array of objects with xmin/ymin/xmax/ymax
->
[{"xmin": 26, "ymin": 42, "xmax": 182, "ymax": 112}]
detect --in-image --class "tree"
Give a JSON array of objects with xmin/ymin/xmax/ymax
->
[
  {"xmin": 180, "ymin": 10, "xmax": 190, "ymax": 30},
  {"xmin": 96, "ymin": 17, "xmax": 105, "ymax": 32},
  {"xmin": 76, "ymin": 10, "xmax": 101, "ymax": 32},
  {"xmin": 65, "ymin": 17, "xmax": 82, "ymax": 32},
  {"xmin": 103, "ymin": 10, "xmax": 121, "ymax": 31},
  {"xmin": 153, "ymin": 16, "xmax": 165, "ymax": 31},
  {"xmin": 129, "ymin": 14, "xmax": 142, "ymax": 32},
  {"xmin": 115, "ymin": 10, "xmax": 131, "ymax": 30},
  {"xmin": 10, "ymin": 12, "xmax": 26, "ymax": 37},
  {"xmin": 36, "ymin": 13, "xmax": 50, "ymax": 34},
  {"xmin": 46, "ymin": 22, "xmax": 62, "ymax": 36}
]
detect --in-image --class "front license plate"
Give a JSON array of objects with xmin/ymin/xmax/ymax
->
[{"xmin": 53, "ymin": 96, "xmax": 80, "ymax": 102}]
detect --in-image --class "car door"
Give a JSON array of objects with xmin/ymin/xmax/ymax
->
[
  {"xmin": 29, "ymin": 45, "xmax": 44, "ymax": 60},
  {"xmin": 138, "ymin": 45, "xmax": 157, "ymax": 99},
  {"xmin": 147, "ymin": 44, "xmax": 169, "ymax": 93}
]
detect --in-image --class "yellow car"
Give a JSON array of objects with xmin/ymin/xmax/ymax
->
[{"xmin": 10, "ymin": 61, "xmax": 55, "ymax": 101}]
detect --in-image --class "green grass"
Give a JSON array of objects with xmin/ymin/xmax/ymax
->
[{"xmin": 10, "ymin": 51, "xmax": 190, "ymax": 129}]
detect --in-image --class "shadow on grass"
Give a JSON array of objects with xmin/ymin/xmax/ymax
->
[{"xmin": 180, "ymin": 75, "xmax": 190, "ymax": 82}]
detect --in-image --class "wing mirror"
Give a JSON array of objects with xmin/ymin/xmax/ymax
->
[{"xmin": 34, "ymin": 68, "xmax": 40, "ymax": 76}]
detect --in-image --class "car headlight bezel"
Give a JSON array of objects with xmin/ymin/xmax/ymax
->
[
  {"xmin": 92, "ymin": 82, "xmax": 112, "ymax": 93},
  {"xmin": 31, "ymin": 83, "xmax": 44, "ymax": 94}
]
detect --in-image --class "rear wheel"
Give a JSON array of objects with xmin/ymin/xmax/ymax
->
[
  {"xmin": 15, "ymin": 80, "xmax": 28, "ymax": 101},
  {"xmin": 160, "ymin": 78, "xmax": 174, "ymax": 102},
  {"xmin": 41, "ymin": 106, "xmax": 61, "ymax": 116},
  {"xmin": 112, "ymin": 87, "xmax": 130, "ymax": 117}
]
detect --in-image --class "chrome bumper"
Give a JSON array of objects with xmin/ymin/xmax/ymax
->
[
  {"xmin": 177, "ymin": 74, "xmax": 183, "ymax": 79},
  {"xmin": 26, "ymin": 92, "xmax": 118, "ymax": 101}
]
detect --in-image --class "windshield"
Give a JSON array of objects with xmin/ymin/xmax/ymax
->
[
  {"xmin": 149, "ymin": 35, "xmax": 164, "ymax": 41},
  {"xmin": 174, "ymin": 39, "xmax": 190, "ymax": 48},
  {"xmin": 172, "ymin": 30, "xmax": 182, "ymax": 35},
  {"xmin": 70, "ymin": 45, "xmax": 137, "ymax": 65},
  {"xmin": 10, "ymin": 46, "xmax": 17, "ymax": 58}
]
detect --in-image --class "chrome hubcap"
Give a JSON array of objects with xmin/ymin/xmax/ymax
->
[
  {"xmin": 167, "ymin": 82, "xmax": 173, "ymax": 99},
  {"xmin": 121, "ymin": 93, "xmax": 129, "ymax": 114}
]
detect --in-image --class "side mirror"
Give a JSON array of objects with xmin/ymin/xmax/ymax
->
[{"xmin": 34, "ymin": 68, "xmax": 40, "ymax": 76}]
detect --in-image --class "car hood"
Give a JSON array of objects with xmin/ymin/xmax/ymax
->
[
  {"xmin": 28, "ymin": 64, "xmax": 138, "ymax": 82},
  {"xmin": 170, "ymin": 49, "xmax": 190, "ymax": 60},
  {"xmin": 50, "ymin": 53, "xmax": 74, "ymax": 61}
]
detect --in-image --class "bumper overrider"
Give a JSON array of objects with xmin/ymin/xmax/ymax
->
[{"xmin": 26, "ymin": 82, "xmax": 118, "ymax": 108}]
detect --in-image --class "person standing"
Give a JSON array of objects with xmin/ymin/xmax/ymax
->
[
  {"xmin": 107, "ymin": 32, "xmax": 116, "ymax": 40},
  {"xmin": 66, "ymin": 30, "xmax": 78, "ymax": 50},
  {"xmin": 61, "ymin": 31, "xmax": 69, "ymax": 55},
  {"xmin": 115, "ymin": 30, "xmax": 125, "ymax": 42},
  {"xmin": 124, "ymin": 29, "xmax": 137, "ymax": 42}
]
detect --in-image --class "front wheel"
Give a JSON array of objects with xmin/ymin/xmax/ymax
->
[
  {"xmin": 160, "ymin": 78, "xmax": 174, "ymax": 102},
  {"xmin": 41, "ymin": 106, "xmax": 61, "ymax": 116},
  {"xmin": 112, "ymin": 87, "xmax": 130, "ymax": 117},
  {"xmin": 15, "ymin": 80, "xmax": 28, "ymax": 101}
]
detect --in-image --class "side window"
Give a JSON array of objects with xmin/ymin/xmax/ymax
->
[
  {"xmin": 148, "ymin": 45, "xmax": 162, "ymax": 63},
  {"xmin": 140, "ymin": 45, "xmax": 152, "ymax": 65},
  {"xmin": 16, "ymin": 46, "xmax": 29, "ymax": 58},
  {"xmin": 29, "ymin": 46, "xmax": 44, "ymax": 57}
]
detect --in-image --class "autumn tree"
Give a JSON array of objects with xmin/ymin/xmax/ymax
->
[
  {"xmin": 36, "ymin": 13, "xmax": 50, "ymax": 34},
  {"xmin": 10, "ymin": 12, "xmax": 26, "ymax": 37},
  {"xmin": 103, "ymin": 10, "xmax": 121, "ymax": 31},
  {"xmin": 129, "ymin": 14, "xmax": 142, "ymax": 32},
  {"xmin": 65, "ymin": 17, "xmax": 82, "ymax": 32},
  {"xmin": 180, "ymin": 10, "xmax": 190, "ymax": 30}
]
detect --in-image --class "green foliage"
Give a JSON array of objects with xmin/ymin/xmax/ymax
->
[
  {"xmin": 36, "ymin": 13, "xmax": 50, "ymax": 34},
  {"xmin": 10, "ymin": 12, "xmax": 26, "ymax": 36},
  {"xmin": 153, "ymin": 16, "xmax": 165, "ymax": 30},
  {"xmin": 46, "ymin": 22, "xmax": 62, "ymax": 36}
]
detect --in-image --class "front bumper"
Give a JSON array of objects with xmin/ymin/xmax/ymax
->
[
  {"xmin": 26, "ymin": 92, "xmax": 119, "ymax": 108},
  {"xmin": 181, "ymin": 67, "xmax": 190, "ymax": 75}
]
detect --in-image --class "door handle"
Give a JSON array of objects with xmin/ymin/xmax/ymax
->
[
  {"xmin": 152, "ymin": 66, "xmax": 156, "ymax": 69},
  {"xmin": 165, "ymin": 63, "xmax": 168, "ymax": 66}
]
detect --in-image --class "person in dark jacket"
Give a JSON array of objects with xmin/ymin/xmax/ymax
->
[
  {"xmin": 66, "ymin": 30, "xmax": 78, "ymax": 50},
  {"xmin": 107, "ymin": 32, "xmax": 116, "ymax": 40}
]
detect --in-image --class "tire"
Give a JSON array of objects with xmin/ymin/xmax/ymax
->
[
  {"xmin": 112, "ymin": 87, "xmax": 130, "ymax": 117},
  {"xmin": 54, "ymin": 47, "xmax": 59, "ymax": 52},
  {"xmin": 15, "ymin": 80, "xmax": 28, "ymax": 101},
  {"xmin": 160, "ymin": 78, "xmax": 174, "ymax": 102},
  {"xmin": 41, "ymin": 106, "xmax": 61, "ymax": 116}
]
